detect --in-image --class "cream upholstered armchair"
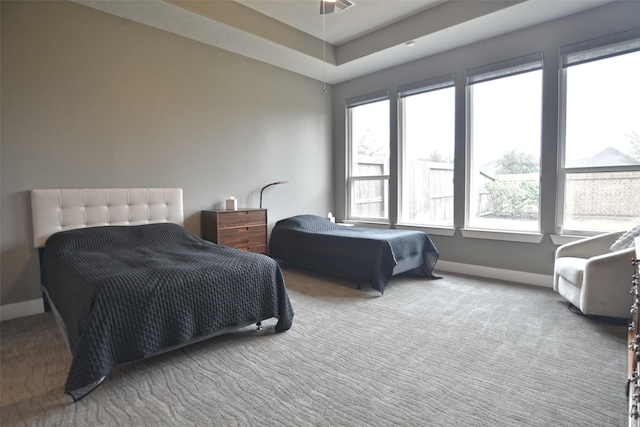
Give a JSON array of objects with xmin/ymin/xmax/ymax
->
[{"xmin": 553, "ymin": 230, "xmax": 636, "ymax": 319}]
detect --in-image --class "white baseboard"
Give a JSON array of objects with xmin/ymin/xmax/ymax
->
[
  {"xmin": 434, "ymin": 260, "xmax": 553, "ymax": 288},
  {"xmin": 0, "ymin": 263, "xmax": 553, "ymax": 321},
  {"xmin": 0, "ymin": 299, "xmax": 45, "ymax": 322}
]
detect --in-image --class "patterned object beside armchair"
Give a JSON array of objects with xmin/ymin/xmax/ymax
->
[{"xmin": 553, "ymin": 227, "xmax": 640, "ymax": 319}]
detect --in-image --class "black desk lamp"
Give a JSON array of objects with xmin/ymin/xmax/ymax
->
[{"xmin": 259, "ymin": 181, "xmax": 289, "ymax": 209}]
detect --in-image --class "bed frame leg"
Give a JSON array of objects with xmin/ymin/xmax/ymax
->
[
  {"xmin": 256, "ymin": 322, "xmax": 262, "ymax": 331},
  {"xmin": 357, "ymin": 283, "xmax": 361, "ymax": 289}
]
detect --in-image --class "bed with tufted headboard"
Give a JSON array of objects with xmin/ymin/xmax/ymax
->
[
  {"xmin": 31, "ymin": 188, "xmax": 185, "ymax": 248},
  {"xmin": 31, "ymin": 188, "xmax": 294, "ymax": 401}
]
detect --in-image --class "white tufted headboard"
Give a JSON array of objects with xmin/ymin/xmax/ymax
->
[{"xmin": 31, "ymin": 188, "xmax": 184, "ymax": 248}]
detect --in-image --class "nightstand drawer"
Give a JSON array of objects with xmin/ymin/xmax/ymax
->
[
  {"xmin": 217, "ymin": 210, "xmax": 266, "ymax": 228},
  {"xmin": 225, "ymin": 242, "xmax": 267, "ymax": 254},
  {"xmin": 218, "ymin": 227, "xmax": 265, "ymax": 246}
]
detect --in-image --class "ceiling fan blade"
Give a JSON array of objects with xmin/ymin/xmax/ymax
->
[{"xmin": 320, "ymin": 1, "xmax": 335, "ymax": 15}]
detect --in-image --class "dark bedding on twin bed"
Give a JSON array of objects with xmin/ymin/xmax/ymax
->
[
  {"xmin": 269, "ymin": 215, "xmax": 440, "ymax": 293},
  {"xmin": 41, "ymin": 222, "xmax": 294, "ymax": 401}
]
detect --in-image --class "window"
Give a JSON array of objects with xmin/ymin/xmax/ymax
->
[
  {"xmin": 559, "ymin": 29, "xmax": 640, "ymax": 234},
  {"xmin": 465, "ymin": 53, "xmax": 543, "ymax": 233},
  {"xmin": 346, "ymin": 91, "xmax": 390, "ymax": 221},
  {"xmin": 398, "ymin": 75, "xmax": 455, "ymax": 227}
]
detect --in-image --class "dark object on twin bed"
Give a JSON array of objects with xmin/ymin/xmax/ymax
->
[
  {"xmin": 269, "ymin": 215, "xmax": 440, "ymax": 293},
  {"xmin": 41, "ymin": 222, "xmax": 294, "ymax": 401}
]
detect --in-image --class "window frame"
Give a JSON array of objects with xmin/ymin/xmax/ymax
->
[
  {"xmin": 345, "ymin": 90, "xmax": 391, "ymax": 222},
  {"xmin": 463, "ymin": 52, "xmax": 544, "ymax": 236},
  {"xmin": 557, "ymin": 28, "xmax": 640, "ymax": 236},
  {"xmin": 397, "ymin": 74, "xmax": 456, "ymax": 229}
]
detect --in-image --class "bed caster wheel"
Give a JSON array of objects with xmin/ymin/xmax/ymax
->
[{"xmin": 256, "ymin": 322, "xmax": 263, "ymax": 331}]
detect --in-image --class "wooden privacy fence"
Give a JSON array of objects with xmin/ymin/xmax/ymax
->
[
  {"xmin": 353, "ymin": 158, "xmax": 454, "ymax": 222},
  {"xmin": 402, "ymin": 161, "xmax": 453, "ymax": 223},
  {"xmin": 353, "ymin": 160, "xmax": 387, "ymax": 218}
]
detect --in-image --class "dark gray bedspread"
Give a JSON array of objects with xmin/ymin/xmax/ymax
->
[
  {"xmin": 41, "ymin": 223, "xmax": 293, "ymax": 401},
  {"xmin": 269, "ymin": 215, "xmax": 439, "ymax": 293}
]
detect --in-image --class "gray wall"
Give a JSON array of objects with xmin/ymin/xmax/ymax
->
[
  {"xmin": 3, "ymin": 0, "xmax": 638, "ymax": 314},
  {"xmin": 1, "ymin": 1, "xmax": 332, "ymax": 307},
  {"xmin": 333, "ymin": 1, "xmax": 640, "ymax": 276}
]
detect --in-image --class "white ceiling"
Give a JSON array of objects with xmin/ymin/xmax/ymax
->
[{"xmin": 75, "ymin": 0, "xmax": 615, "ymax": 84}]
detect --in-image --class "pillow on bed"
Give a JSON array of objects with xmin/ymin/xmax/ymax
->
[{"xmin": 610, "ymin": 225, "xmax": 640, "ymax": 251}]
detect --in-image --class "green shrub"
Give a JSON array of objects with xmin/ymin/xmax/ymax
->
[{"xmin": 484, "ymin": 181, "xmax": 539, "ymax": 219}]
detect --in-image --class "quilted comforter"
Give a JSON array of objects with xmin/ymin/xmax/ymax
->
[
  {"xmin": 269, "ymin": 215, "xmax": 439, "ymax": 293},
  {"xmin": 41, "ymin": 223, "xmax": 294, "ymax": 401}
]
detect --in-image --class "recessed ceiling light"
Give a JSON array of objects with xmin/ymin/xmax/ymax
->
[{"xmin": 406, "ymin": 41, "xmax": 416, "ymax": 47}]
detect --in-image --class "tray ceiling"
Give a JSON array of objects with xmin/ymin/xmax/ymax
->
[{"xmin": 74, "ymin": 0, "xmax": 615, "ymax": 84}]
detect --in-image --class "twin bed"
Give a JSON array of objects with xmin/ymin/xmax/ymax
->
[
  {"xmin": 269, "ymin": 215, "xmax": 440, "ymax": 293},
  {"xmin": 33, "ymin": 189, "xmax": 439, "ymax": 401},
  {"xmin": 32, "ymin": 188, "xmax": 293, "ymax": 401}
]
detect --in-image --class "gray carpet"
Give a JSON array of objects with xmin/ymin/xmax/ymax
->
[{"xmin": 0, "ymin": 269, "xmax": 628, "ymax": 426}]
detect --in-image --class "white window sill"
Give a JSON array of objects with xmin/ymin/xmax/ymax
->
[
  {"xmin": 343, "ymin": 221, "xmax": 456, "ymax": 236},
  {"xmin": 460, "ymin": 228, "xmax": 543, "ymax": 243},
  {"xmin": 394, "ymin": 224, "xmax": 456, "ymax": 236},
  {"xmin": 342, "ymin": 220, "xmax": 390, "ymax": 229}
]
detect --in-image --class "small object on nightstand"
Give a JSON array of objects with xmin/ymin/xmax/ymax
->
[{"xmin": 225, "ymin": 197, "xmax": 237, "ymax": 210}]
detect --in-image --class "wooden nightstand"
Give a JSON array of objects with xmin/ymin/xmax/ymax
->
[{"xmin": 201, "ymin": 209, "xmax": 267, "ymax": 254}]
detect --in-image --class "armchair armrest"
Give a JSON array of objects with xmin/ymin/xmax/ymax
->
[
  {"xmin": 580, "ymin": 246, "xmax": 636, "ymax": 315},
  {"xmin": 555, "ymin": 231, "xmax": 625, "ymax": 260}
]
